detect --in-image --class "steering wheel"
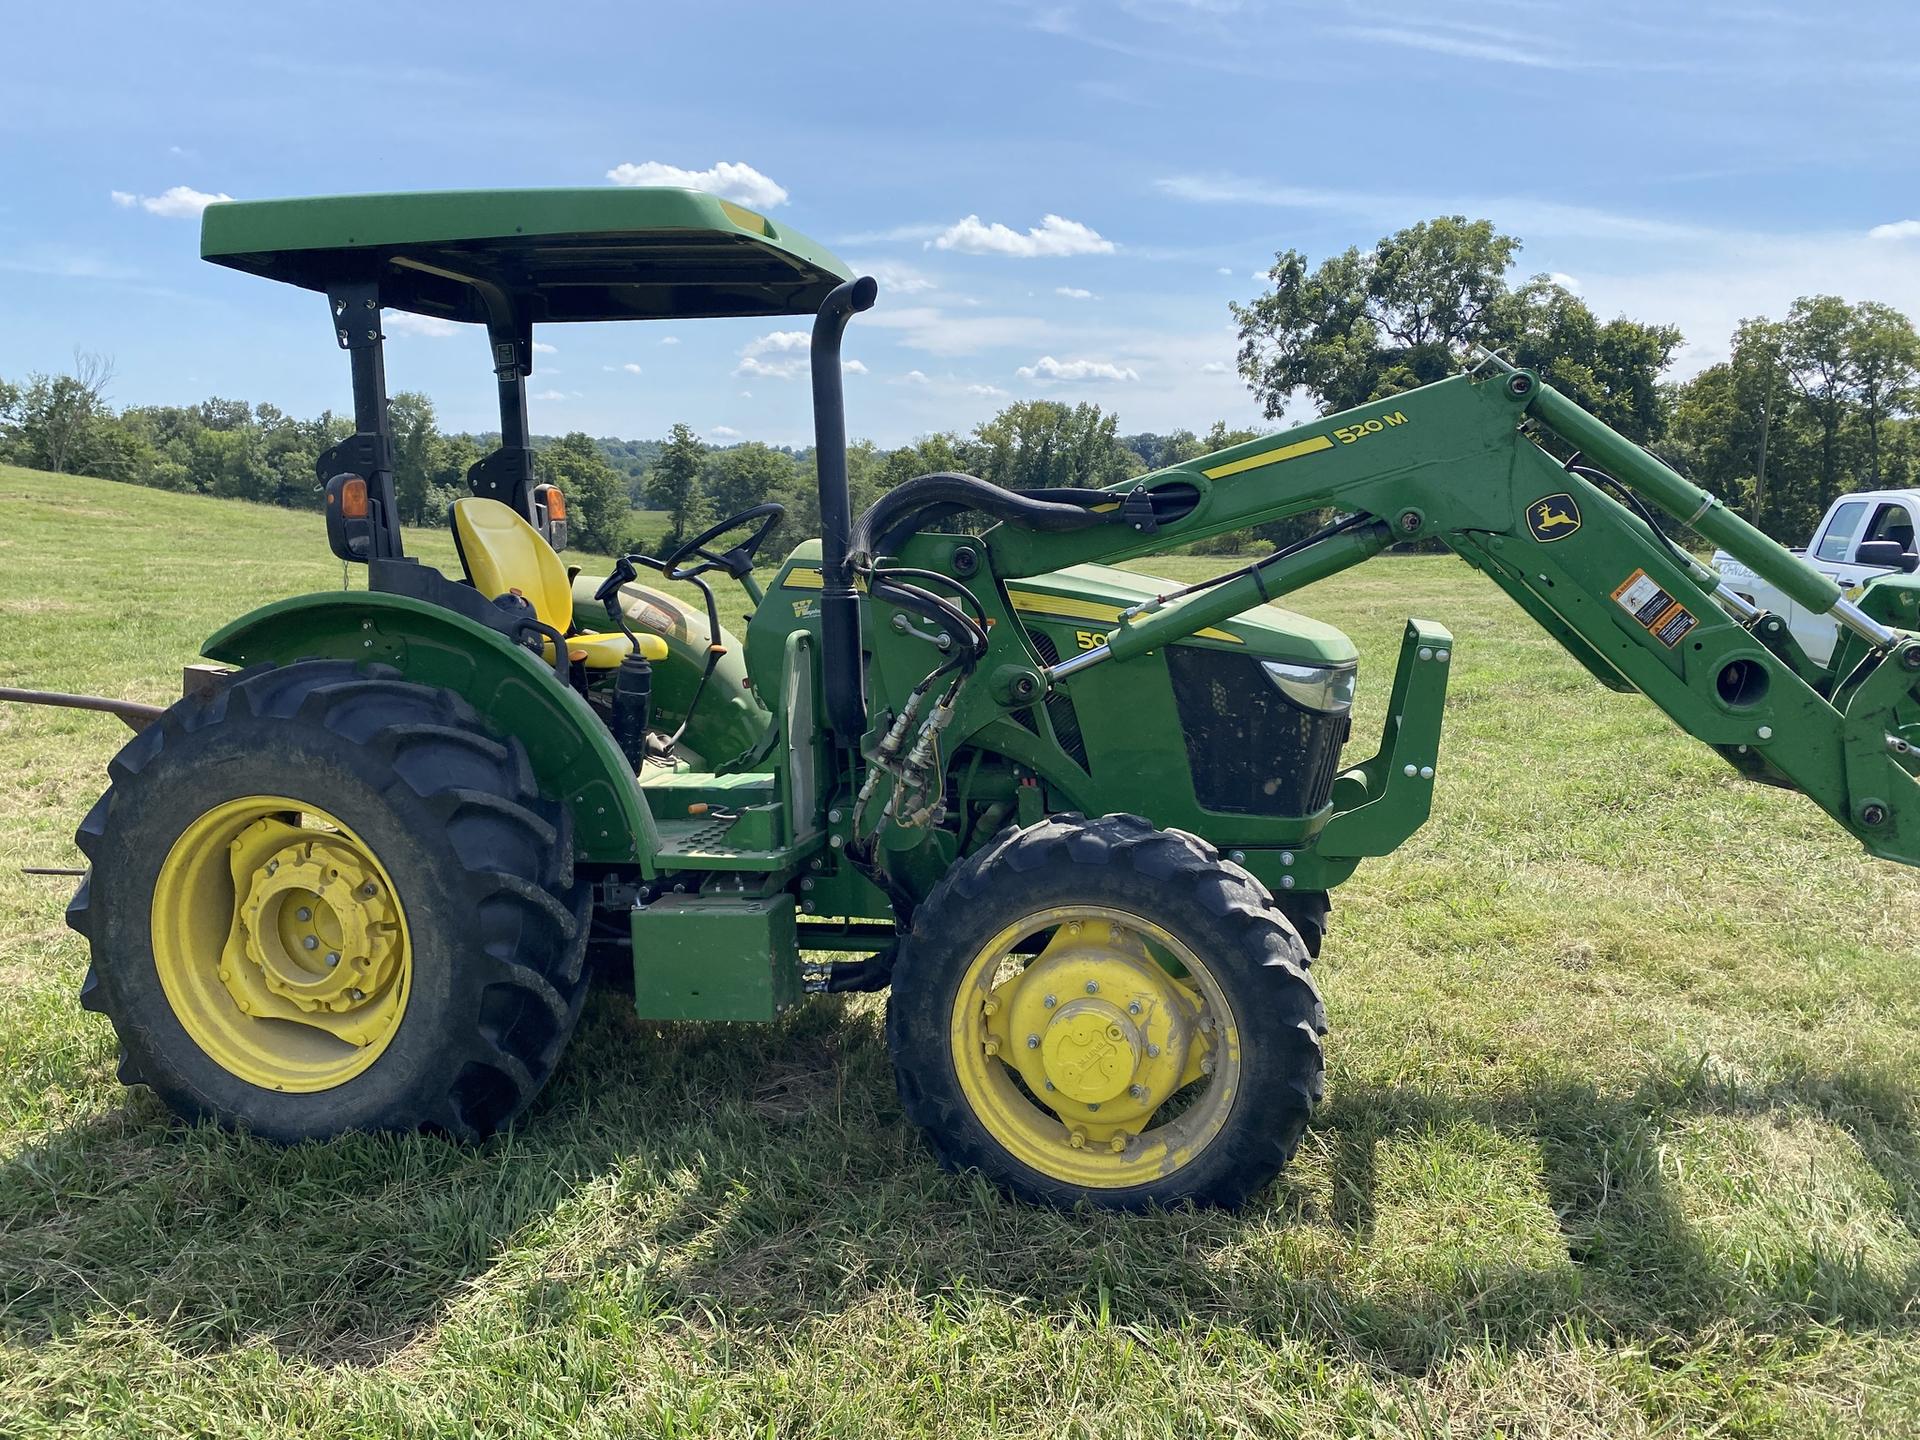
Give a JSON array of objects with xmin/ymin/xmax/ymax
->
[{"xmin": 659, "ymin": 502, "xmax": 787, "ymax": 582}]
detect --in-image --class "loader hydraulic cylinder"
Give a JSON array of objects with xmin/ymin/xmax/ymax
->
[
  {"xmin": 1046, "ymin": 519, "xmax": 1392, "ymax": 681},
  {"xmin": 1527, "ymin": 380, "xmax": 1900, "ymax": 651}
]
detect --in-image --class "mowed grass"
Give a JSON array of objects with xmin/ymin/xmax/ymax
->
[{"xmin": 2, "ymin": 464, "xmax": 1918, "ymax": 1438}]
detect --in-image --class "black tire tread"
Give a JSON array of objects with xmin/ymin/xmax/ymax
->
[
  {"xmin": 67, "ymin": 660, "xmax": 590, "ymax": 1142},
  {"xmin": 887, "ymin": 812, "xmax": 1326, "ymax": 1211}
]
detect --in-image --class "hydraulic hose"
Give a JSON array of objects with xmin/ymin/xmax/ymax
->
[{"xmin": 851, "ymin": 471, "xmax": 1106, "ymax": 567}]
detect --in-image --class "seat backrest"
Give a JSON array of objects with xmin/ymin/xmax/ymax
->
[{"xmin": 450, "ymin": 498, "xmax": 573, "ymax": 632}]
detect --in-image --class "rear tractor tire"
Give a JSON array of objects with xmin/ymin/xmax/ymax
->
[
  {"xmin": 887, "ymin": 813, "xmax": 1326, "ymax": 1210},
  {"xmin": 67, "ymin": 660, "xmax": 591, "ymax": 1141}
]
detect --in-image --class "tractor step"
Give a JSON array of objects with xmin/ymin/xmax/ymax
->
[{"xmin": 629, "ymin": 892, "xmax": 801, "ymax": 1021}]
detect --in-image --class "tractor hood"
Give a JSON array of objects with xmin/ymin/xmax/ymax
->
[{"xmin": 1008, "ymin": 563, "xmax": 1358, "ymax": 667}]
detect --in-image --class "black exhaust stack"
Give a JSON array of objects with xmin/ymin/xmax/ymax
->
[{"xmin": 812, "ymin": 275, "xmax": 878, "ymax": 742}]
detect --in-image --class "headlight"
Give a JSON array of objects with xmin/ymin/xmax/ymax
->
[{"xmin": 1260, "ymin": 659, "xmax": 1356, "ymax": 714}]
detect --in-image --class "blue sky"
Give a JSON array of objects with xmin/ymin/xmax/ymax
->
[{"xmin": 4, "ymin": 0, "xmax": 1917, "ymax": 448}]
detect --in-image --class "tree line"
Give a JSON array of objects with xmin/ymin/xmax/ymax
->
[{"xmin": 5, "ymin": 214, "xmax": 1916, "ymax": 560}]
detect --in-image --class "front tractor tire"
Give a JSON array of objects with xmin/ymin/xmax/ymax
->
[
  {"xmin": 887, "ymin": 814, "xmax": 1326, "ymax": 1211},
  {"xmin": 67, "ymin": 661, "xmax": 591, "ymax": 1142}
]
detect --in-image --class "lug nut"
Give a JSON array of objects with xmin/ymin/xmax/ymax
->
[
  {"xmin": 1200, "ymin": 1057, "xmax": 1215, "ymax": 1074},
  {"xmin": 1147, "ymin": 1043, "xmax": 1160, "ymax": 1058},
  {"xmin": 326, "ymin": 952, "xmax": 340, "ymax": 967},
  {"xmin": 296, "ymin": 906, "xmax": 312, "ymax": 922},
  {"xmin": 302, "ymin": 935, "xmax": 319, "ymax": 951},
  {"xmin": 1043, "ymin": 994, "xmax": 1057, "ymax": 1009},
  {"xmin": 1069, "ymin": 1128, "xmax": 1087, "ymax": 1149},
  {"xmin": 1026, "ymin": 1033, "xmax": 1040, "ymax": 1049},
  {"xmin": 1129, "ymin": 1084, "xmax": 1147, "ymax": 1101},
  {"xmin": 350, "ymin": 988, "xmax": 365, "ymax": 1002},
  {"xmin": 981, "ymin": 997, "xmax": 998, "ymax": 1016},
  {"xmin": 1087, "ymin": 1102, "xmax": 1100, "ymax": 1112},
  {"xmin": 1044, "ymin": 1080, "xmax": 1056, "ymax": 1091},
  {"xmin": 983, "ymin": 1037, "xmax": 1000, "ymax": 1057},
  {"xmin": 1128, "ymin": 1000, "xmax": 1142, "ymax": 1016},
  {"xmin": 1085, "ymin": 980, "xmax": 1099, "ymax": 994},
  {"xmin": 1109, "ymin": 1135, "xmax": 1128, "ymax": 1154}
]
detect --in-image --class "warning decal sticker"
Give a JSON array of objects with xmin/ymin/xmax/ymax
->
[{"xmin": 1611, "ymin": 569, "xmax": 1699, "ymax": 648}]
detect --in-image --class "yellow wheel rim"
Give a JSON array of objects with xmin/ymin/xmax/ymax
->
[
  {"xmin": 949, "ymin": 905, "xmax": 1240, "ymax": 1190},
  {"xmin": 150, "ymin": 795, "xmax": 412, "ymax": 1093}
]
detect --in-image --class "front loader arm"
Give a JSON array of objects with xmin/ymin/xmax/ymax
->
[{"xmin": 986, "ymin": 364, "xmax": 1920, "ymax": 868}]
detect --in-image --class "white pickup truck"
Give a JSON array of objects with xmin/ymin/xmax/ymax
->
[{"xmin": 1714, "ymin": 489, "xmax": 1920, "ymax": 666}]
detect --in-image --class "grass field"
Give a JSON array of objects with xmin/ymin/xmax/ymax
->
[{"xmin": 2, "ymin": 465, "xmax": 1918, "ymax": 1438}]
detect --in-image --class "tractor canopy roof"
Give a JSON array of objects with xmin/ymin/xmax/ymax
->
[{"xmin": 200, "ymin": 187, "xmax": 854, "ymax": 324}]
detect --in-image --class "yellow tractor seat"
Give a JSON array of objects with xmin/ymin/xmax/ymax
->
[{"xmin": 449, "ymin": 498, "xmax": 666, "ymax": 669}]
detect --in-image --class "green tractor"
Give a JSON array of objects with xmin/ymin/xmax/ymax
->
[{"xmin": 56, "ymin": 188, "xmax": 1920, "ymax": 1210}]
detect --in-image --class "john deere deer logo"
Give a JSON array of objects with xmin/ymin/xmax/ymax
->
[{"xmin": 1528, "ymin": 493, "xmax": 1582, "ymax": 543}]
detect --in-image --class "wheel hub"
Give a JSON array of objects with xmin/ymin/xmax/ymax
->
[
  {"xmin": 150, "ymin": 797, "xmax": 414, "ymax": 1094},
  {"xmin": 233, "ymin": 834, "xmax": 401, "ymax": 1014},
  {"xmin": 1039, "ymin": 1000, "xmax": 1141, "ymax": 1104},
  {"xmin": 982, "ymin": 918, "xmax": 1211, "ymax": 1144}
]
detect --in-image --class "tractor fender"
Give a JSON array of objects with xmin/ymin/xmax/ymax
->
[{"xmin": 203, "ymin": 591, "xmax": 658, "ymax": 870}]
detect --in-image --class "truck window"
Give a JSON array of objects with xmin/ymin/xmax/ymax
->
[
  {"xmin": 1814, "ymin": 501, "xmax": 1869, "ymax": 562},
  {"xmin": 1859, "ymin": 502, "xmax": 1915, "ymax": 557}
]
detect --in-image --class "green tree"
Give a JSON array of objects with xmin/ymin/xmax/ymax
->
[
  {"xmin": 1233, "ymin": 218, "xmax": 1681, "ymax": 445},
  {"xmin": 963, "ymin": 401, "xmax": 1135, "ymax": 490},
  {"xmin": 1234, "ymin": 217, "xmax": 1520, "ymax": 416},
  {"xmin": 1490, "ymin": 279, "xmax": 1681, "ymax": 442},
  {"xmin": 1847, "ymin": 301, "xmax": 1920, "ymax": 485},
  {"xmin": 12, "ymin": 352, "xmax": 118, "ymax": 475},
  {"xmin": 646, "ymin": 423, "xmax": 708, "ymax": 548},
  {"xmin": 1780, "ymin": 295, "xmax": 1855, "ymax": 506},
  {"xmin": 702, "ymin": 441, "xmax": 798, "ymax": 516},
  {"xmin": 387, "ymin": 391, "xmax": 440, "ymax": 524},
  {"xmin": 541, "ymin": 430, "xmax": 630, "ymax": 552}
]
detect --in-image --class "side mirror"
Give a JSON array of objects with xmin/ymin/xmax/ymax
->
[
  {"xmin": 532, "ymin": 484, "xmax": 569, "ymax": 552},
  {"xmin": 1855, "ymin": 539, "xmax": 1918, "ymax": 572},
  {"xmin": 324, "ymin": 473, "xmax": 374, "ymax": 562}
]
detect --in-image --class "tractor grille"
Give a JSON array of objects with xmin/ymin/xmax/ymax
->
[
  {"xmin": 1026, "ymin": 631, "xmax": 1090, "ymax": 771},
  {"xmin": 1165, "ymin": 646, "xmax": 1348, "ymax": 816}
]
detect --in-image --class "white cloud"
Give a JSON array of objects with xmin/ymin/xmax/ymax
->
[
  {"xmin": 901, "ymin": 370, "xmax": 930, "ymax": 384},
  {"xmin": 709, "ymin": 425, "xmax": 741, "ymax": 439},
  {"xmin": 967, "ymin": 383, "xmax": 1009, "ymax": 398},
  {"xmin": 622, "ymin": 362, "xmax": 643, "ymax": 374},
  {"xmin": 856, "ymin": 259, "xmax": 939, "ymax": 295},
  {"xmin": 1325, "ymin": 23, "xmax": 1576, "ymax": 70},
  {"xmin": 733, "ymin": 329, "xmax": 812, "ymax": 379},
  {"xmin": 1546, "ymin": 271, "xmax": 1583, "ymax": 294},
  {"xmin": 382, "ymin": 310, "xmax": 459, "ymax": 338},
  {"xmin": 532, "ymin": 389, "xmax": 568, "ymax": 402},
  {"xmin": 843, "ymin": 359, "xmax": 869, "ymax": 374},
  {"xmin": 1016, "ymin": 356, "xmax": 1140, "ymax": 383},
  {"xmin": 932, "ymin": 213, "xmax": 1116, "ymax": 258},
  {"xmin": 1869, "ymin": 220, "xmax": 1920, "ymax": 241},
  {"xmin": 860, "ymin": 304, "xmax": 1046, "ymax": 357},
  {"xmin": 533, "ymin": 341, "xmax": 558, "ymax": 354},
  {"xmin": 1159, "ymin": 172, "xmax": 1716, "ymax": 245},
  {"xmin": 743, "ymin": 330, "xmax": 809, "ymax": 355},
  {"xmin": 110, "ymin": 184, "xmax": 233, "ymax": 218},
  {"xmin": 659, "ymin": 335, "xmax": 681, "ymax": 345},
  {"xmin": 1216, "ymin": 266, "xmax": 1234, "ymax": 276},
  {"xmin": 605, "ymin": 160, "xmax": 788, "ymax": 209},
  {"xmin": 1200, "ymin": 360, "xmax": 1231, "ymax": 374},
  {"xmin": 1055, "ymin": 286, "xmax": 1098, "ymax": 300}
]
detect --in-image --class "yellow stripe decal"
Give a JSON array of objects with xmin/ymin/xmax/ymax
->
[
  {"xmin": 1004, "ymin": 589, "xmax": 1241, "ymax": 645},
  {"xmin": 785, "ymin": 568, "xmax": 1240, "ymax": 643},
  {"xmin": 1201, "ymin": 433, "xmax": 1334, "ymax": 479}
]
